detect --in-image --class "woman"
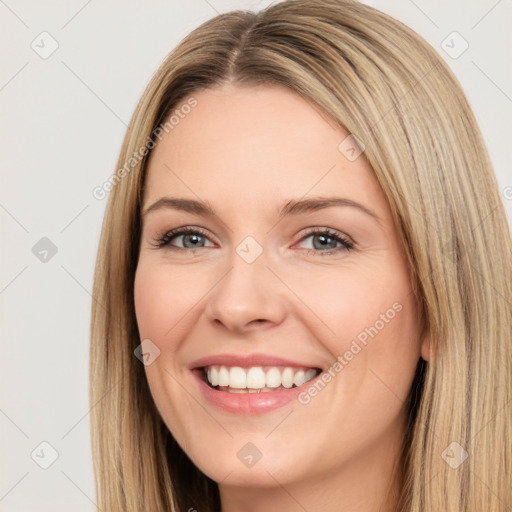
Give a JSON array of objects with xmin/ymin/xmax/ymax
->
[{"xmin": 90, "ymin": 1, "xmax": 512, "ymax": 510}]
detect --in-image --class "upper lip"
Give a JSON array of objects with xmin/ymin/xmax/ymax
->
[{"xmin": 189, "ymin": 353, "xmax": 321, "ymax": 370}]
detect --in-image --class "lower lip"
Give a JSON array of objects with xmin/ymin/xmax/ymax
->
[{"xmin": 191, "ymin": 370, "xmax": 316, "ymax": 415}]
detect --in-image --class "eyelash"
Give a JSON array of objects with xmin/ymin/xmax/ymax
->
[{"xmin": 152, "ymin": 226, "xmax": 354, "ymax": 256}]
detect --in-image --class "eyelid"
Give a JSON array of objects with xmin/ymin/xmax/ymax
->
[
  {"xmin": 293, "ymin": 227, "xmax": 354, "ymax": 254},
  {"xmin": 152, "ymin": 225, "xmax": 354, "ymax": 255},
  {"xmin": 150, "ymin": 225, "xmax": 216, "ymax": 249},
  {"xmin": 295, "ymin": 226, "xmax": 354, "ymax": 245}
]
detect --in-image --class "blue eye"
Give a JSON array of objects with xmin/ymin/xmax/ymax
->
[
  {"xmin": 154, "ymin": 226, "xmax": 213, "ymax": 249},
  {"xmin": 298, "ymin": 228, "xmax": 354, "ymax": 255},
  {"xmin": 153, "ymin": 226, "xmax": 354, "ymax": 255}
]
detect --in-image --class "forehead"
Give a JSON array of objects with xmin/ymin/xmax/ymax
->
[{"xmin": 143, "ymin": 83, "xmax": 387, "ymax": 218}]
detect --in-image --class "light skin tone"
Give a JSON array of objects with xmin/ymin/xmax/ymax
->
[{"xmin": 134, "ymin": 83, "xmax": 430, "ymax": 512}]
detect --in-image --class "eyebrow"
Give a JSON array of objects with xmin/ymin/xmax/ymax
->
[{"xmin": 142, "ymin": 196, "xmax": 381, "ymax": 223}]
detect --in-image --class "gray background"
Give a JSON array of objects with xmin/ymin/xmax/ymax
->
[{"xmin": 1, "ymin": 0, "xmax": 510, "ymax": 510}]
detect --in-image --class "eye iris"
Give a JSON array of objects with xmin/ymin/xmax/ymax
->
[
  {"xmin": 183, "ymin": 233, "xmax": 204, "ymax": 248},
  {"xmin": 313, "ymin": 233, "xmax": 337, "ymax": 250}
]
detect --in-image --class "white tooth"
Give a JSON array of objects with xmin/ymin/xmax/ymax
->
[
  {"xmin": 281, "ymin": 367, "xmax": 294, "ymax": 388},
  {"xmin": 304, "ymin": 369, "xmax": 317, "ymax": 383},
  {"xmin": 210, "ymin": 366, "xmax": 219, "ymax": 386},
  {"xmin": 293, "ymin": 370, "xmax": 305, "ymax": 387},
  {"xmin": 246, "ymin": 367, "xmax": 266, "ymax": 389},
  {"xmin": 229, "ymin": 366, "xmax": 247, "ymax": 389},
  {"xmin": 218, "ymin": 366, "xmax": 229, "ymax": 386},
  {"xmin": 266, "ymin": 367, "xmax": 281, "ymax": 388}
]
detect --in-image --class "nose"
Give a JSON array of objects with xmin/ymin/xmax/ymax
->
[{"xmin": 204, "ymin": 247, "xmax": 288, "ymax": 334}]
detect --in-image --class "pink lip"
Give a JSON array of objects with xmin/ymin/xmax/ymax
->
[
  {"xmin": 191, "ymin": 370, "xmax": 318, "ymax": 415},
  {"xmin": 188, "ymin": 353, "xmax": 322, "ymax": 415},
  {"xmin": 189, "ymin": 353, "xmax": 319, "ymax": 370}
]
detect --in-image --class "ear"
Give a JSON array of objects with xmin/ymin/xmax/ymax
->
[{"xmin": 420, "ymin": 332, "xmax": 431, "ymax": 362}]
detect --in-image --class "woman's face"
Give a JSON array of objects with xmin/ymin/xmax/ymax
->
[{"xmin": 134, "ymin": 83, "xmax": 429, "ymax": 497}]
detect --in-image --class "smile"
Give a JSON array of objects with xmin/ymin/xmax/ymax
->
[
  {"xmin": 203, "ymin": 365, "xmax": 320, "ymax": 393},
  {"xmin": 189, "ymin": 353, "xmax": 324, "ymax": 414}
]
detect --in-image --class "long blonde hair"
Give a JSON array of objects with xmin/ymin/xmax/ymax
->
[{"xmin": 90, "ymin": 1, "xmax": 512, "ymax": 510}]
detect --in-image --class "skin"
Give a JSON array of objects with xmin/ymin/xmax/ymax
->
[{"xmin": 134, "ymin": 83, "xmax": 430, "ymax": 512}]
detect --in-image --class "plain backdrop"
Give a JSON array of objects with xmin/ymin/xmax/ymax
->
[{"xmin": 1, "ymin": 0, "xmax": 510, "ymax": 510}]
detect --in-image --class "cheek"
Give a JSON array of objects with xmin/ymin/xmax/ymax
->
[
  {"xmin": 300, "ymin": 261, "xmax": 421, "ymax": 393},
  {"xmin": 133, "ymin": 262, "xmax": 202, "ymax": 439},
  {"xmin": 293, "ymin": 262, "xmax": 417, "ymax": 342},
  {"xmin": 134, "ymin": 265, "xmax": 169, "ymax": 341},
  {"xmin": 133, "ymin": 261, "xmax": 208, "ymax": 342}
]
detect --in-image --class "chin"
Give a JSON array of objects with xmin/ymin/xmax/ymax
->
[
  {"xmin": 187, "ymin": 444, "xmax": 300, "ymax": 488},
  {"xmin": 206, "ymin": 462, "xmax": 295, "ymax": 488}
]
